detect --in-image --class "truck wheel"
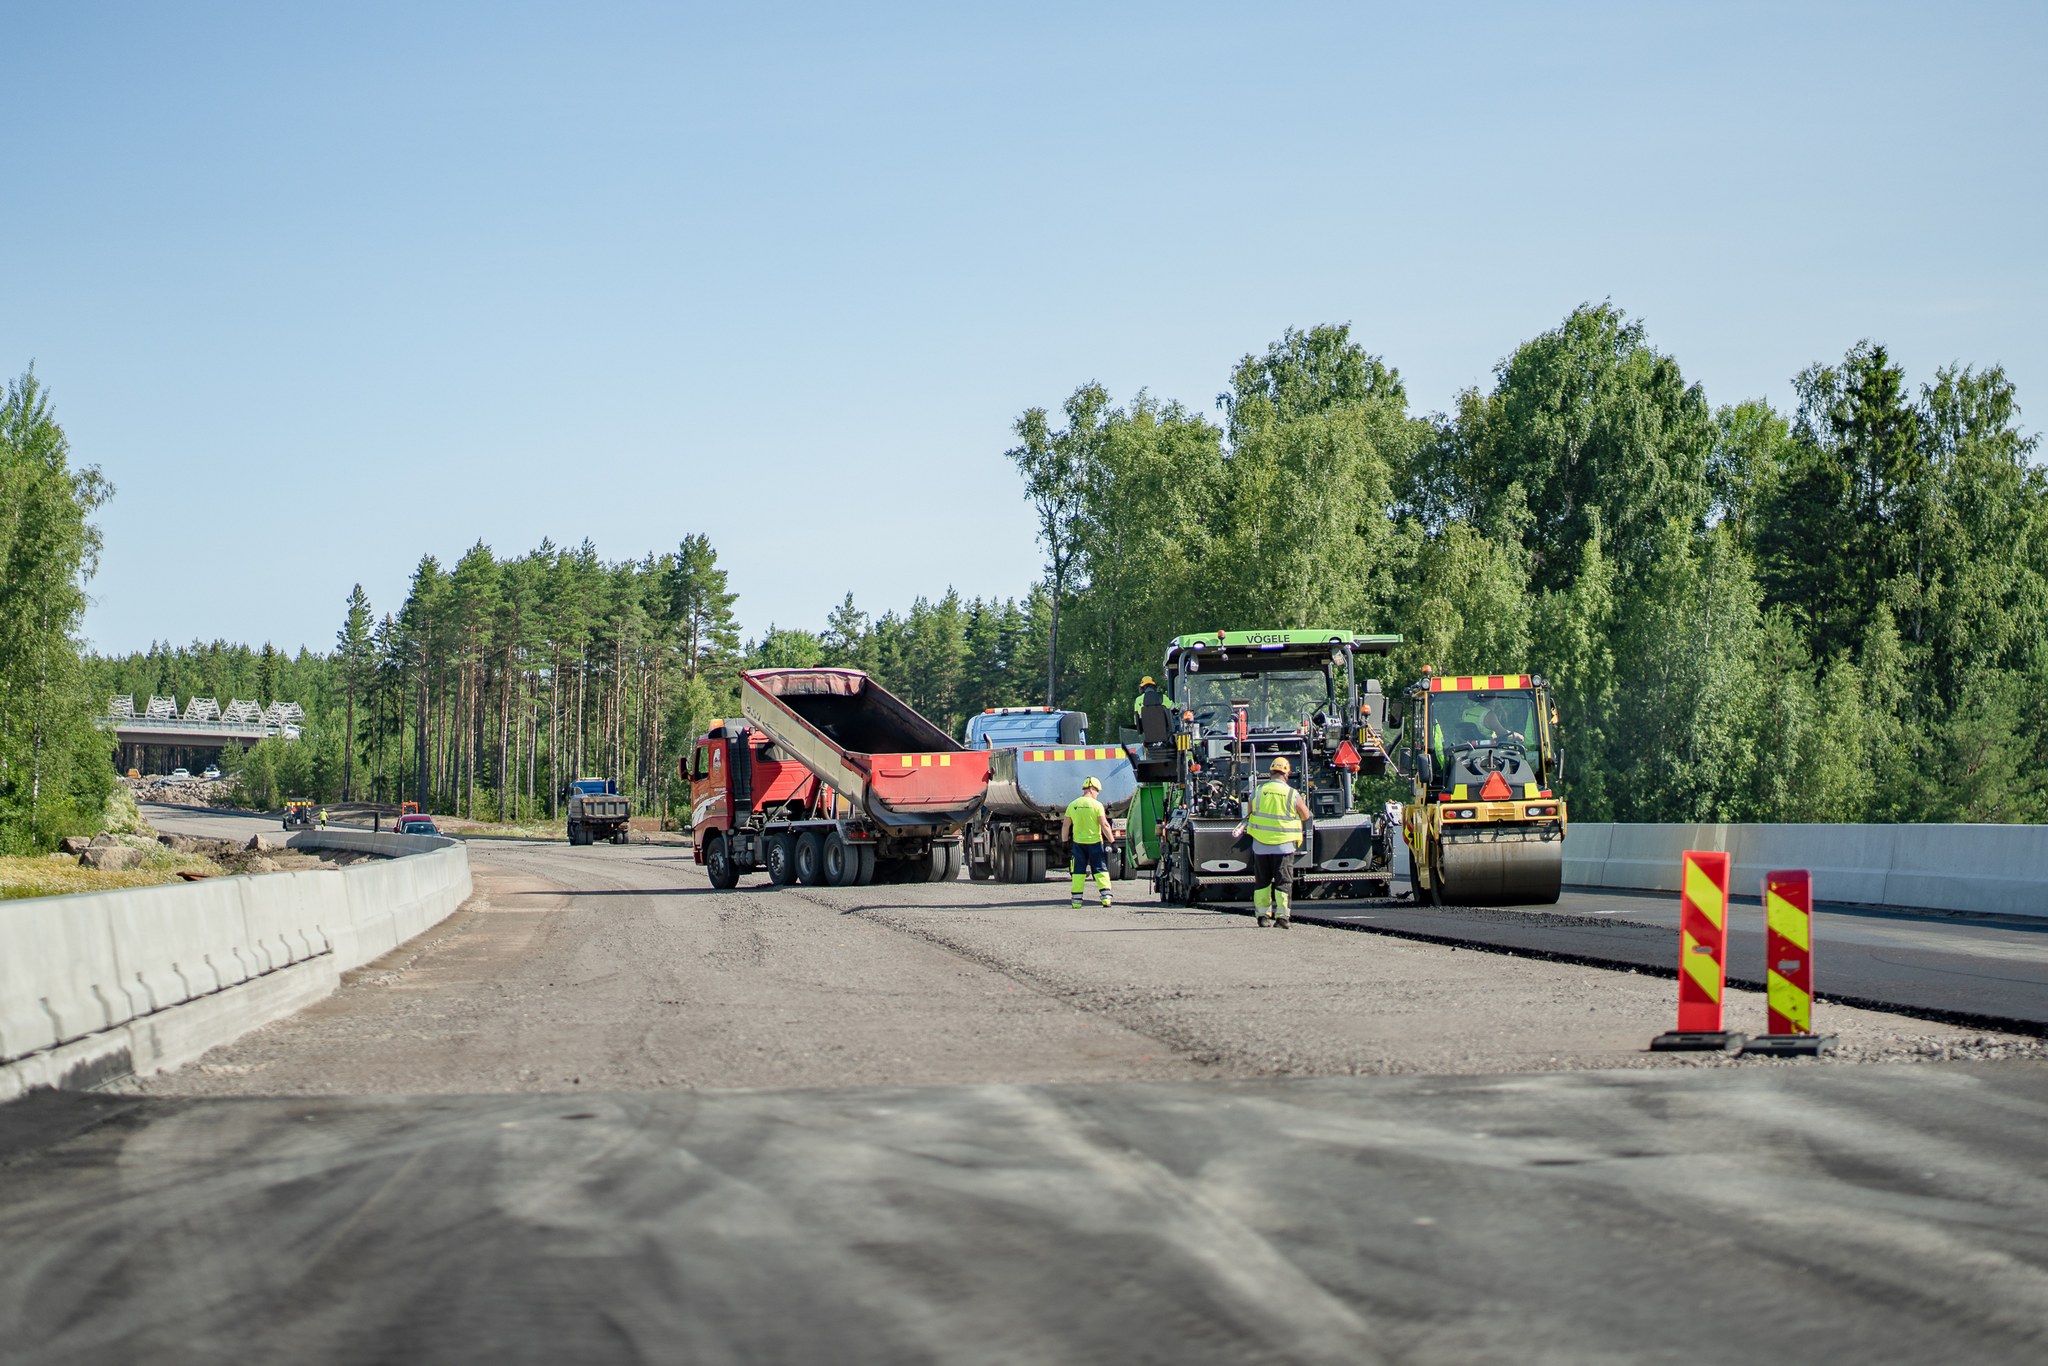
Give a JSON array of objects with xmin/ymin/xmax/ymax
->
[
  {"xmin": 1110, "ymin": 844, "xmax": 1130, "ymax": 881},
  {"xmin": 1021, "ymin": 849, "xmax": 1046, "ymax": 883},
  {"xmin": 968, "ymin": 857, "xmax": 993, "ymax": 881},
  {"xmin": 824, "ymin": 833, "xmax": 861, "ymax": 887},
  {"xmin": 795, "ymin": 831, "xmax": 826, "ymax": 885},
  {"xmin": 765, "ymin": 835, "xmax": 797, "ymax": 885},
  {"xmin": 854, "ymin": 844, "xmax": 876, "ymax": 886},
  {"xmin": 705, "ymin": 835, "xmax": 741, "ymax": 890},
  {"xmin": 936, "ymin": 843, "xmax": 959, "ymax": 882}
]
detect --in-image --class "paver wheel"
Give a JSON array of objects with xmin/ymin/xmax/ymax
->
[
  {"xmin": 765, "ymin": 834, "xmax": 797, "ymax": 885},
  {"xmin": 705, "ymin": 834, "xmax": 741, "ymax": 890}
]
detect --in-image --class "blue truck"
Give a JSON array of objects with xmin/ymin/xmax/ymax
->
[
  {"xmin": 961, "ymin": 707, "xmax": 1138, "ymax": 883},
  {"xmin": 566, "ymin": 776, "xmax": 632, "ymax": 846}
]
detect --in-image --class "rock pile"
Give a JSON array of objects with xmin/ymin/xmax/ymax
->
[{"xmin": 123, "ymin": 775, "xmax": 239, "ymax": 807}]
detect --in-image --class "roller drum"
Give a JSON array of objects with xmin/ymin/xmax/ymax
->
[{"xmin": 1435, "ymin": 827, "xmax": 1563, "ymax": 905}]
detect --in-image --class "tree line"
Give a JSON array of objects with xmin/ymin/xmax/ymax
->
[
  {"xmin": 1015, "ymin": 308, "xmax": 2048, "ymax": 823},
  {"xmin": 0, "ymin": 369, "xmax": 114, "ymax": 854},
  {"xmin": 12, "ymin": 300, "xmax": 2046, "ymax": 850}
]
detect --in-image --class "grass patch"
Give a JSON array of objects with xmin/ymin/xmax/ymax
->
[{"xmin": 0, "ymin": 850, "xmax": 224, "ymax": 900}]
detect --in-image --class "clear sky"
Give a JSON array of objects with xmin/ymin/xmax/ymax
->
[{"xmin": 5, "ymin": 2, "xmax": 2042, "ymax": 657}]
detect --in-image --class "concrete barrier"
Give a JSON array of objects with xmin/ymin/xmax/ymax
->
[
  {"xmin": 1566, "ymin": 822, "xmax": 2048, "ymax": 919},
  {"xmin": 1, "ymin": 832, "xmax": 471, "ymax": 1101}
]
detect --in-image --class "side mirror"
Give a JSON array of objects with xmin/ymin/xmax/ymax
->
[
  {"xmin": 1384, "ymin": 700, "xmax": 1405, "ymax": 730},
  {"xmin": 1417, "ymin": 752, "xmax": 1435, "ymax": 787}
]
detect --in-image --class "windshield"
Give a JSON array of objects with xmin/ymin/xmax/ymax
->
[
  {"xmin": 1431, "ymin": 691, "xmax": 1537, "ymax": 751},
  {"xmin": 1181, "ymin": 668, "xmax": 1332, "ymax": 730}
]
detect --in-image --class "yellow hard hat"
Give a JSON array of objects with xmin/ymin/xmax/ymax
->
[
  {"xmin": 1140, "ymin": 676, "xmax": 1155, "ymax": 687},
  {"xmin": 1082, "ymin": 775, "xmax": 1102, "ymax": 790},
  {"xmin": 1269, "ymin": 757, "xmax": 1291, "ymax": 775}
]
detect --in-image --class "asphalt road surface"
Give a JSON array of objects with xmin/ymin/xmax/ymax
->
[
  {"xmin": 140, "ymin": 801, "xmax": 289, "ymax": 846},
  {"xmin": 8, "ymin": 835, "xmax": 2044, "ymax": 1362},
  {"xmin": 1325, "ymin": 879, "xmax": 2048, "ymax": 1032},
  {"xmin": 7, "ymin": 1066, "xmax": 2048, "ymax": 1364}
]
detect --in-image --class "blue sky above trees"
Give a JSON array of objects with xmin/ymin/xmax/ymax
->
[{"xmin": 3, "ymin": 1, "xmax": 2041, "ymax": 654}]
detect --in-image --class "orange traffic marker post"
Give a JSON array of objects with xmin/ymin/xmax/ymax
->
[
  {"xmin": 1742, "ymin": 869, "xmax": 1837, "ymax": 1057},
  {"xmin": 1650, "ymin": 850, "xmax": 1746, "ymax": 1053}
]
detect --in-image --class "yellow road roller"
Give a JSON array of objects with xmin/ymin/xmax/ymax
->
[{"xmin": 1400, "ymin": 671, "xmax": 1565, "ymax": 905}]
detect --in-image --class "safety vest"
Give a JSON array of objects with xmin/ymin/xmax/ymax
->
[
  {"xmin": 1246, "ymin": 780, "xmax": 1302, "ymax": 847},
  {"xmin": 1065, "ymin": 795, "xmax": 1106, "ymax": 845}
]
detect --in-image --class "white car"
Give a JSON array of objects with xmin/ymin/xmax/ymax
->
[
  {"xmin": 202, "ymin": 765, "xmax": 221, "ymax": 781},
  {"xmin": 170, "ymin": 767, "xmax": 191, "ymax": 781}
]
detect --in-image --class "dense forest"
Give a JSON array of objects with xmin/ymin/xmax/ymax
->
[{"xmin": 23, "ymin": 300, "xmax": 2048, "ymax": 848}]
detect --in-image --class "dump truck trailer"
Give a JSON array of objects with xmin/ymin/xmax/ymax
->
[
  {"xmin": 688, "ymin": 668, "xmax": 991, "ymax": 889},
  {"xmin": 962, "ymin": 707, "xmax": 1138, "ymax": 882},
  {"xmin": 1399, "ymin": 671, "xmax": 1566, "ymax": 905}
]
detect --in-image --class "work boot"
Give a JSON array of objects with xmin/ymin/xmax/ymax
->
[
  {"xmin": 1256, "ymin": 912, "xmax": 1273, "ymax": 927},
  {"xmin": 1275, "ymin": 912, "xmax": 1291, "ymax": 929},
  {"xmin": 1099, "ymin": 894, "xmax": 1113, "ymax": 908},
  {"xmin": 1070, "ymin": 897, "xmax": 1084, "ymax": 909}
]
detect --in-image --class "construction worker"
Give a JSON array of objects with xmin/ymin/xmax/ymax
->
[
  {"xmin": 1236, "ymin": 756, "xmax": 1312, "ymax": 927},
  {"xmin": 1060, "ymin": 775, "xmax": 1115, "ymax": 909},
  {"xmin": 1132, "ymin": 675, "xmax": 1163, "ymax": 721},
  {"xmin": 317, "ymin": 806, "xmax": 328, "ymax": 829}
]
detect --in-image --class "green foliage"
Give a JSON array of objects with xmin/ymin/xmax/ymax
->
[{"xmin": 0, "ymin": 369, "xmax": 115, "ymax": 853}]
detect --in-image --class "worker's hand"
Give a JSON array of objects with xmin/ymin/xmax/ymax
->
[{"xmin": 1231, "ymin": 822, "xmax": 1246, "ymax": 840}]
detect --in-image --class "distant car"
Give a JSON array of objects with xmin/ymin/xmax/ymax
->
[
  {"xmin": 170, "ymin": 767, "xmax": 191, "ymax": 781},
  {"xmin": 394, "ymin": 815, "xmax": 440, "ymax": 837},
  {"xmin": 202, "ymin": 764, "xmax": 221, "ymax": 781}
]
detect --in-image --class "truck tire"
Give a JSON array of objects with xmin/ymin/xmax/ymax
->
[
  {"xmin": 937, "ymin": 843, "xmax": 959, "ymax": 882},
  {"xmin": 705, "ymin": 834, "xmax": 741, "ymax": 890},
  {"xmin": 795, "ymin": 831, "xmax": 826, "ymax": 886},
  {"xmin": 1056, "ymin": 711, "xmax": 1087, "ymax": 745},
  {"xmin": 968, "ymin": 856, "xmax": 993, "ymax": 881},
  {"xmin": 854, "ymin": 844, "xmax": 876, "ymax": 886},
  {"xmin": 1021, "ymin": 848, "xmax": 1046, "ymax": 883},
  {"xmin": 765, "ymin": 834, "xmax": 797, "ymax": 885},
  {"xmin": 824, "ymin": 833, "xmax": 861, "ymax": 888}
]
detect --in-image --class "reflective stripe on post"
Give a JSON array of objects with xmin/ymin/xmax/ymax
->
[
  {"xmin": 1649, "ymin": 850, "xmax": 1744, "ymax": 1052},
  {"xmin": 1765, "ymin": 869, "xmax": 1813, "ymax": 1035},
  {"xmin": 1743, "ymin": 869, "xmax": 1837, "ymax": 1056},
  {"xmin": 1678, "ymin": 850, "xmax": 1729, "ymax": 1033}
]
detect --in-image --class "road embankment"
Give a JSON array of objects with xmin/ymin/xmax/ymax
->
[{"xmin": 0, "ymin": 831, "xmax": 470, "ymax": 1102}]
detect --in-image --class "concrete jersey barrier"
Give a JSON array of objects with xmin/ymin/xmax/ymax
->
[
  {"xmin": 1564, "ymin": 821, "xmax": 2048, "ymax": 919},
  {"xmin": 1, "ymin": 831, "xmax": 470, "ymax": 1101}
]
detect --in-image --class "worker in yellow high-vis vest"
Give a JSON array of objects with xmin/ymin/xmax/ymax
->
[
  {"xmin": 1235, "ymin": 756, "xmax": 1313, "ymax": 927},
  {"xmin": 1061, "ymin": 775, "xmax": 1115, "ymax": 909}
]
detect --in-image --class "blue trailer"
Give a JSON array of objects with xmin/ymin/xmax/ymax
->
[{"xmin": 962, "ymin": 708, "xmax": 1138, "ymax": 883}]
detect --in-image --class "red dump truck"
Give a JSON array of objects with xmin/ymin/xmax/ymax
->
[{"xmin": 687, "ymin": 668, "xmax": 992, "ymax": 889}]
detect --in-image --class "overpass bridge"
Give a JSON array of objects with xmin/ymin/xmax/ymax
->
[{"xmin": 95, "ymin": 695, "xmax": 304, "ymax": 768}]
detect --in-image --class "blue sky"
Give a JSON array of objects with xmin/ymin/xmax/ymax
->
[{"xmin": 5, "ymin": 2, "xmax": 2042, "ymax": 656}]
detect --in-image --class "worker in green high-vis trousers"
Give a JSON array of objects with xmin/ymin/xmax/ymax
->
[{"xmin": 1060, "ymin": 775, "xmax": 1115, "ymax": 909}]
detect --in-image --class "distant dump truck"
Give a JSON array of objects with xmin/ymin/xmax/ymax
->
[
  {"xmin": 567, "ymin": 777, "xmax": 631, "ymax": 846},
  {"xmin": 962, "ymin": 707, "xmax": 1137, "ymax": 882}
]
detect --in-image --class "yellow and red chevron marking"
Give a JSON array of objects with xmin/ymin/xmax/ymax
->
[
  {"xmin": 1676, "ymin": 849, "xmax": 1730, "ymax": 1033},
  {"xmin": 1428, "ymin": 674, "xmax": 1533, "ymax": 691},
  {"xmin": 892, "ymin": 753, "xmax": 957, "ymax": 767},
  {"xmin": 1021, "ymin": 747, "xmax": 1124, "ymax": 762},
  {"xmin": 1764, "ymin": 869, "xmax": 1815, "ymax": 1035}
]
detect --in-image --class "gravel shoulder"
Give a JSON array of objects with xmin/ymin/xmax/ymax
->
[{"xmin": 131, "ymin": 840, "xmax": 2045, "ymax": 1097}]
